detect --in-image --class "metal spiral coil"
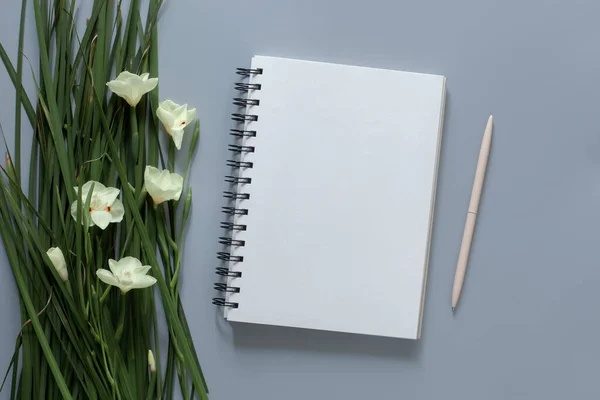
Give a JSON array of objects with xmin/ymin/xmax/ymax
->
[
  {"xmin": 220, "ymin": 222, "xmax": 247, "ymax": 231},
  {"xmin": 230, "ymin": 129, "xmax": 257, "ymax": 138},
  {"xmin": 217, "ymin": 252, "xmax": 244, "ymax": 262},
  {"xmin": 214, "ymin": 283, "xmax": 241, "ymax": 293},
  {"xmin": 233, "ymin": 98, "xmax": 260, "ymax": 107},
  {"xmin": 221, "ymin": 206, "xmax": 248, "ymax": 215},
  {"xmin": 228, "ymin": 144, "xmax": 255, "ymax": 153},
  {"xmin": 215, "ymin": 267, "xmax": 242, "ymax": 278},
  {"xmin": 235, "ymin": 82, "xmax": 261, "ymax": 92},
  {"xmin": 236, "ymin": 67, "xmax": 263, "ymax": 76},
  {"xmin": 226, "ymin": 160, "xmax": 254, "ymax": 168},
  {"xmin": 231, "ymin": 113, "xmax": 258, "ymax": 123},
  {"xmin": 224, "ymin": 176, "xmax": 252, "ymax": 184},
  {"xmin": 214, "ymin": 66, "xmax": 263, "ymax": 308},
  {"xmin": 218, "ymin": 237, "xmax": 246, "ymax": 246},
  {"xmin": 212, "ymin": 298, "xmax": 239, "ymax": 308},
  {"xmin": 223, "ymin": 191, "xmax": 250, "ymax": 200}
]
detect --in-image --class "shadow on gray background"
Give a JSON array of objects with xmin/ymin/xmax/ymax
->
[{"xmin": 230, "ymin": 321, "xmax": 423, "ymax": 360}]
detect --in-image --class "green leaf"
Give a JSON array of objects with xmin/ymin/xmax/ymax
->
[
  {"xmin": 13, "ymin": 0, "xmax": 28, "ymax": 182},
  {"xmin": 0, "ymin": 1, "xmax": 207, "ymax": 398},
  {"xmin": 93, "ymin": 76, "xmax": 209, "ymax": 400}
]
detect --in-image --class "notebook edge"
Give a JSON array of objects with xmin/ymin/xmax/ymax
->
[{"xmin": 417, "ymin": 76, "xmax": 447, "ymax": 339}]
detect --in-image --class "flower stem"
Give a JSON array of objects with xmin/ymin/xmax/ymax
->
[
  {"xmin": 145, "ymin": 371, "xmax": 156, "ymax": 400},
  {"xmin": 99, "ymin": 285, "xmax": 112, "ymax": 304},
  {"xmin": 114, "ymin": 293, "xmax": 127, "ymax": 341},
  {"xmin": 169, "ymin": 253, "xmax": 181, "ymax": 295},
  {"xmin": 168, "ymin": 140, "xmax": 174, "ymax": 172},
  {"xmin": 130, "ymin": 106, "xmax": 139, "ymax": 164},
  {"xmin": 150, "ymin": 291, "xmax": 162, "ymax": 396}
]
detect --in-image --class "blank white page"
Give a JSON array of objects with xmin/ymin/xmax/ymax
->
[{"xmin": 224, "ymin": 56, "xmax": 446, "ymax": 339}]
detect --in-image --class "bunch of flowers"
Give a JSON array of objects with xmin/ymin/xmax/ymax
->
[{"xmin": 0, "ymin": 1, "xmax": 208, "ymax": 399}]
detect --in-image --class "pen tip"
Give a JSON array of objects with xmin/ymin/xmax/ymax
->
[
  {"xmin": 488, "ymin": 115, "xmax": 493, "ymax": 123},
  {"xmin": 452, "ymin": 307, "xmax": 455, "ymax": 313}
]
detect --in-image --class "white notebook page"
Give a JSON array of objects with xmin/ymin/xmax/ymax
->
[{"xmin": 225, "ymin": 56, "xmax": 446, "ymax": 339}]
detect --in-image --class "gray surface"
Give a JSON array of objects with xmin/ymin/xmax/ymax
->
[{"xmin": 1, "ymin": 0, "xmax": 600, "ymax": 399}]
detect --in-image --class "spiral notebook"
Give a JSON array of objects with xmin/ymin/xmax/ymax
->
[{"xmin": 214, "ymin": 55, "xmax": 446, "ymax": 340}]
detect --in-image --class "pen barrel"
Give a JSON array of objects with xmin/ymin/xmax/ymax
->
[
  {"xmin": 454, "ymin": 116, "xmax": 492, "ymax": 310},
  {"xmin": 468, "ymin": 121, "xmax": 492, "ymax": 213},
  {"xmin": 452, "ymin": 212, "xmax": 477, "ymax": 308}
]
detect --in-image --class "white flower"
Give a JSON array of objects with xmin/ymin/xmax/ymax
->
[
  {"xmin": 106, "ymin": 71, "xmax": 158, "ymax": 107},
  {"xmin": 148, "ymin": 350, "xmax": 156, "ymax": 372},
  {"xmin": 46, "ymin": 247, "xmax": 68, "ymax": 281},
  {"xmin": 156, "ymin": 100, "xmax": 196, "ymax": 150},
  {"xmin": 96, "ymin": 256, "xmax": 157, "ymax": 294},
  {"xmin": 71, "ymin": 181, "xmax": 125, "ymax": 229},
  {"xmin": 144, "ymin": 166, "xmax": 184, "ymax": 204}
]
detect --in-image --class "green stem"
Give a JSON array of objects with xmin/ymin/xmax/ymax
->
[
  {"xmin": 151, "ymin": 292, "xmax": 162, "ymax": 396},
  {"xmin": 10, "ymin": 252, "xmax": 72, "ymax": 399},
  {"xmin": 114, "ymin": 293, "xmax": 127, "ymax": 341},
  {"xmin": 94, "ymin": 33, "xmax": 209, "ymax": 400},
  {"xmin": 130, "ymin": 107, "xmax": 139, "ymax": 165},
  {"xmin": 99, "ymin": 285, "xmax": 112, "ymax": 305},
  {"xmin": 168, "ymin": 141, "xmax": 174, "ymax": 172},
  {"xmin": 14, "ymin": 0, "xmax": 27, "ymax": 184},
  {"xmin": 145, "ymin": 371, "xmax": 156, "ymax": 400},
  {"xmin": 169, "ymin": 252, "xmax": 181, "ymax": 294}
]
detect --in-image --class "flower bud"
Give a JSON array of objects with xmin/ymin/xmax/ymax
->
[
  {"xmin": 46, "ymin": 247, "xmax": 68, "ymax": 281},
  {"xmin": 148, "ymin": 350, "xmax": 156, "ymax": 372}
]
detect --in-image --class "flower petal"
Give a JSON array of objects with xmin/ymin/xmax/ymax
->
[
  {"xmin": 159, "ymin": 189, "xmax": 178, "ymax": 203},
  {"xmin": 76, "ymin": 180, "xmax": 105, "ymax": 199},
  {"xmin": 118, "ymin": 275, "xmax": 134, "ymax": 287},
  {"xmin": 70, "ymin": 200, "xmax": 79, "ymax": 221},
  {"xmin": 96, "ymin": 269, "xmax": 119, "ymax": 287},
  {"xmin": 106, "ymin": 80, "xmax": 135, "ymax": 105},
  {"xmin": 99, "ymin": 187, "xmax": 120, "ymax": 205},
  {"xmin": 145, "ymin": 183, "xmax": 166, "ymax": 204},
  {"xmin": 142, "ymin": 78, "xmax": 158, "ymax": 93},
  {"xmin": 186, "ymin": 108, "xmax": 197, "ymax": 124},
  {"xmin": 114, "ymin": 71, "xmax": 139, "ymax": 81},
  {"xmin": 130, "ymin": 275, "xmax": 157, "ymax": 289},
  {"xmin": 157, "ymin": 105, "xmax": 175, "ymax": 133},
  {"xmin": 133, "ymin": 265, "xmax": 152, "ymax": 275},
  {"xmin": 119, "ymin": 256, "xmax": 143, "ymax": 269},
  {"xmin": 159, "ymin": 99, "xmax": 179, "ymax": 112},
  {"xmin": 47, "ymin": 247, "xmax": 68, "ymax": 281},
  {"xmin": 158, "ymin": 169, "xmax": 171, "ymax": 185},
  {"xmin": 172, "ymin": 103, "xmax": 189, "ymax": 125},
  {"xmin": 70, "ymin": 201, "xmax": 95, "ymax": 226},
  {"xmin": 171, "ymin": 128, "xmax": 184, "ymax": 150},
  {"xmin": 126, "ymin": 76, "xmax": 156, "ymax": 106},
  {"xmin": 109, "ymin": 198, "xmax": 125, "ymax": 223},
  {"xmin": 144, "ymin": 165, "xmax": 160, "ymax": 182},
  {"xmin": 91, "ymin": 210, "xmax": 112, "ymax": 230},
  {"xmin": 108, "ymin": 258, "xmax": 123, "ymax": 276},
  {"xmin": 171, "ymin": 173, "xmax": 184, "ymax": 201},
  {"xmin": 118, "ymin": 285, "xmax": 133, "ymax": 293}
]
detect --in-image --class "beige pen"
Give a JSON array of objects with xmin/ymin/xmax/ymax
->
[{"xmin": 452, "ymin": 115, "xmax": 493, "ymax": 312}]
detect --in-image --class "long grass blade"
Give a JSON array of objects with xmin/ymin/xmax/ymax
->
[{"xmin": 0, "ymin": 1, "xmax": 207, "ymax": 398}]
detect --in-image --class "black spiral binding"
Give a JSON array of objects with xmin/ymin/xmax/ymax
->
[{"xmin": 213, "ymin": 67, "xmax": 263, "ymax": 309}]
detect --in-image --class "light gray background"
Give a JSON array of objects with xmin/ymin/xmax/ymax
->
[{"xmin": 1, "ymin": 0, "xmax": 600, "ymax": 399}]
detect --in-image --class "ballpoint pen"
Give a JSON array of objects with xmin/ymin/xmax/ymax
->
[{"xmin": 452, "ymin": 115, "xmax": 493, "ymax": 312}]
